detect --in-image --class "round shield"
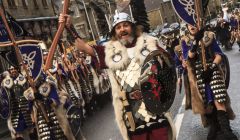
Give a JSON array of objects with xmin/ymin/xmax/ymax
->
[
  {"xmin": 66, "ymin": 105, "xmax": 82, "ymax": 137},
  {"xmin": 0, "ymin": 87, "xmax": 11, "ymax": 119},
  {"xmin": 140, "ymin": 50, "xmax": 177, "ymax": 115}
]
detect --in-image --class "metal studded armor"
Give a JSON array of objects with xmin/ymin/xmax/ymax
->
[
  {"xmin": 184, "ymin": 32, "xmax": 228, "ymax": 105},
  {"xmin": 36, "ymin": 75, "xmax": 67, "ymax": 140},
  {"xmin": 57, "ymin": 63, "xmax": 84, "ymax": 137},
  {"xmin": 194, "ymin": 51, "xmax": 227, "ymax": 104},
  {"xmin": 2, "ymin": 74, "xmax": 34, "ymax": 132},
  {"xmin": 37, "ymin": 101, "xmax": 66, "ymax": 140}
]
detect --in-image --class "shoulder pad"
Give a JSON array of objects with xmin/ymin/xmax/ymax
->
[{"xmin": 2, "ymin": 76, "xmax": 13, "ymax": 89}]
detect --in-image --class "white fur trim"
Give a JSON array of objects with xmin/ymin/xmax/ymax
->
[
  {"xmin": 38, "ymin": 83, "xmax": 51, "ymax": 97},
  {"xmin": 2, "ymin": 75, "xmax": 13, "ymax": 89},
  {"xmin": 135, "ymin": 33, "xmax": 159, "ymax": 64},
  {"xmin": 90, "ymin": 67, "xmax": 101, "ymax": 94},
  {"xmin": 105, "ymin": 41, "xmax": 130, "ymax": 71},
  {"xmin": 107, "ymin": 70, "xmax": 129, "ymax": 140},
  {"xmin": 7, "ymin": 117, "xmax": 16, "ymax": 139},
  {"xmin": 203, "ymin": 31, "xmax": 215, "ymax": 47},
  {"xmin": 164, "ymin": 112, "xmax": 176, "ymax": 140},
  {"xmin": 105, "ymin": 34, "xmax": 159, "ymax": 71}
]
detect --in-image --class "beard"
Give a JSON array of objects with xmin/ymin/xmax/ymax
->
[
  {"xmin": 118, "ymin": 31, "xmax": 135, "ymax": 46},
  {"xmin": 119, "ymin": 36, "xmax": 134, "ymax": 46}
]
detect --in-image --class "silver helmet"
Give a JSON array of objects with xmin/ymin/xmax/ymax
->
[{"xmin": 112, "ymin": 11, "xmax": 133, "ymax": 30}]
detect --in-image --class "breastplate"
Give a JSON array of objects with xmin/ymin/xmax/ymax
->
[{"xmin": 115, "ymin": 58, "xmax": 141, "ymax": 93}]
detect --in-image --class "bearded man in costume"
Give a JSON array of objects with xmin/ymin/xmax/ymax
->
[
  {"xmin": 59, "ymin": 11, "xmax": 176, "ymax": 140},
  {"xmin": 1, "ymin": 66, "xmax": 37, "ymax": 140},
  {"xmin": 181, "ymin": 23, "xmax": 237, "ymax": 140}
]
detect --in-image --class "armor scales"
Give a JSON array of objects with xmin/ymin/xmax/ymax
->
[
  {"xmin": 194, "ymin": 35, "xmax": 227, "ymax": 104},
  {"xmin": 64, "ymin": 78, "xmax": 82, "ymax": 107},
  {"xmin": 77, "ymin": 67, "xmax": 93, "ymax": 103},
  {"xmin": 37, "ymin": 101, "xmax": 66, "ymax": 140},
  {"xmin": 115, "ymin": 58, "xmax": 160, "ymax": 131},
  {"xmin": 8, "ymin": 75, "xmax": 33, "ymax": 131}
]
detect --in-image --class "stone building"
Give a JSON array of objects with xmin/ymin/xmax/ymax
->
[
  {"xmin": 145, "ymin": 0, "xmax": 177, "ymax": 29},
  {"xmin": 2, "ymin": 0, "xmax": 58, "ymax": 48},
  {"xmin": 2, "ymin": 0, "xmax": 116, "ymax": 43}
]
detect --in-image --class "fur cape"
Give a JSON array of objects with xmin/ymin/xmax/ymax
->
[
  {"xmin": 104, "ymin": 33, "xmax": 176, "ymax": 140},
  {"xmin": 181, "ymin": 31, "xmax": 235, "ymax": 126}
]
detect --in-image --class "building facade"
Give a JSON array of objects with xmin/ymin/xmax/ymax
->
[
  {"xmin": 2, "ymin": 0, "xmax": 58, "ymax": 48},
  {"xmin": 2, "ymin": 0, "xmax": 116, "ymax": 43}
]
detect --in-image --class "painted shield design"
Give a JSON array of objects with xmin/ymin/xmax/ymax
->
[
  {"xmin": 19, "ymin": 44, "xmax": 43, "ymax": 81},
  {"xmin": 140, "ymin": 50, "xmax": 177, "ymax": 115},
  {"xmin": 66, "ymin": 105, "xmax": 82, "ymax": 137},
  {"xmin": 171, "ymin": 0, "xmax": 196, "ymax": 26},
  {"xmin": 0, "ymin": 87, "xmax": 10, "ymax": 119}
]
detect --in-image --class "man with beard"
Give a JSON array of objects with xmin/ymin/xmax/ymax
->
[
  {"xmin": 181, "ymin": 24, "xmax": 237, "ymax": 140},
  {"xmin": 1, "ymin": 66, "xmax": 37, "ymax": 140},
  {"xmin": 59, "ymin": 12, "xmax": 176, "ymax": 140}
]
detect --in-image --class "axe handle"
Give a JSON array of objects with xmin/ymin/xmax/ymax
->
[
  {"xmin": 44, "ymin": 0, "xmax": 70, "ymax": 71},
  {"xmin": 120, "ymin": 91, "xmax": 136, "ymax": 131},
  {"xmin": 194, "ymin": 0, "xmax": 207, "ymax": 71}
]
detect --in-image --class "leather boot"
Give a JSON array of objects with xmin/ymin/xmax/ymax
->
[
  {"xmin": 216, "ymin": 110, "xmax": 238, "ymax": 140},
  {"xmin": 29, "ymin": 128, "xmax": 38, "ymax": 140},
  {"xmin": 206, "ymin": 112, "xmax": 220, "ymax": 140}
]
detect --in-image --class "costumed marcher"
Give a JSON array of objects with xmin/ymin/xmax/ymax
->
[
  {"xmin": 1, "ymin": 66, "xmax": 38, "ymax": 140},
  {"xmin": 232, "ymin": 9, "xmax": 240, "ymax": 51},
  {"xmin": 181, "ymin": 23, "xmax": 237, "ymax": 140},
  {"xmin": 160, "ymin": 29, "xmax": 179, "ymax": 58},
  {"xmin": 60, "ymin": 11, "xmax": 176, "ymax": 140},
  {"xmin": 42, "ymin": 49, "xmax": 85, "ymax": 140}
]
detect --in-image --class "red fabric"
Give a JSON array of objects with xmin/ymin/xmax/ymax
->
[
  {"xmin": 130, "ymin": 127, "xmax": 168, "ymax": 140},
  {"xmin": 92, "ymin": 45, "xmax": 108, "ymax": 69}
]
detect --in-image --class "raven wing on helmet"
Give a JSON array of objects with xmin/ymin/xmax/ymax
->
[
  {"xmin": 89, "ymin": 1, "xmax": 110, "ymax": 36},
  {"xmin": 130, "ymin": 0, "xmax": 150, "ymax": 32},
  {"xmin": 114, "ymin": 0, "xmax": 150, "ymax": 32}
]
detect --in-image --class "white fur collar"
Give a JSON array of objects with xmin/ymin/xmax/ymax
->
[
  {"xmin": 104, "ymin": 33, "xmax": 160, "ymax": 71},
  {"xmin": 2, "ymin": 74, "xmax": 26, "ymax": 89},
  {"xmin": 2, "ymin": 75, "xmax": 13, "ymax": 89},
  {"xmin": 15, "ymin": 74, "xmax": 27, "ymax": 86}
]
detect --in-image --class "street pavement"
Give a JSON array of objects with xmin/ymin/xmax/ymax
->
[{"xmin": 1, "ymin": 44, "xmax": 240, "ymax": 140}]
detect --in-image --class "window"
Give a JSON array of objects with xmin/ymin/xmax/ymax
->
[
  {"xmin": 42, "ymin": 0, "xmax": 48, "ymax": 8},
  {"xmin": 22, "ymin": 0, "xmax": 28, "ymax": 8},
  {"xmin": 74, "ymin": 6, "xmax": 80, "ymax": 17},
  {"xmin": 33, "ymin": 0, "xmax": 39, "ymax": 8},
  {"xmin": 7, "ymin": 0, "xmax": 17, "ymax": 8}
]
